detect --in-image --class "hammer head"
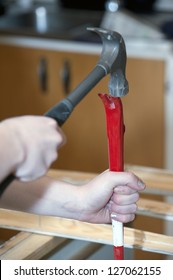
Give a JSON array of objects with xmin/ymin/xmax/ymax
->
[{"xmin": 88, "ymin": 27, "xmax": 129, "ymax": 97}]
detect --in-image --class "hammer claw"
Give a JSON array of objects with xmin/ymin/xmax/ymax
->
[{"xmin": 88, "ymin": 27, "xmax": 129, "ymax": 97}]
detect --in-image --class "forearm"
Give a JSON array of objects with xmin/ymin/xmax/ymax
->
[
  {"xmin": 0, "ymin": 176, "xmax": 82, "ymax": 220},
  {"xmin": 0, "ymin": 171, "xmax": 145, "ymax": 224},
  {"xmin": 0, "ymin": 123, "xmax": 23, "ymax": 183}
]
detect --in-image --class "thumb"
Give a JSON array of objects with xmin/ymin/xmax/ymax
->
[{"xmin": 94, "ymin": 170, "xmax": 146, "ymax": 192}]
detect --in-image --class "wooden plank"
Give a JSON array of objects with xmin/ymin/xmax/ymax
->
[
  {"xmin": 47, "ymin": 169, "xmax": 96, "ymax": 184},
  {"xmin": 0, "ymin": 208, "xmax": 173, "ymax": 256},
  {"xmin": 137, "ymin": 198, "xmax": 173, "ymax": 220},
  {"xmin": 0, "ymin": 231, "xmax": 102, "ymax": 260},
  {"xmin": 0, "ymin": 228, "xmax": 19, "ymax": 242},
  {"xmin": 47, "ymin": 166, "xmax": 173, "ymax": 195},
  {"xmin": 126, "ymin": 165, "xmax": 173, "ymax": 195},
  {"xmin": 0, "ymin": 231, "xmax": 68, "ymax": 260}
]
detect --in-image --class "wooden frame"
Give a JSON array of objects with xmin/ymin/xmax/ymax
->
[{"xmin": 1, "ymin": 165, "xmax": 173, "ymax": 259}]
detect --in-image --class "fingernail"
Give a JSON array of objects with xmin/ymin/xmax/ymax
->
[
  {"xmin": 111, "ymin": 213, "xmax": 117, "ymax": 220},
  {"xmin": 138, "ymin": 179, "xmax": 145, "ymax": 189}
]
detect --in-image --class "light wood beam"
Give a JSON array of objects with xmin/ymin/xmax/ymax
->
[{"xmin": 0, "ymin": 208, "xmax": 173, "ymax": 256}]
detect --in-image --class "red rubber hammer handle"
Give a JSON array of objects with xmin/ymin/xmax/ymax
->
[
  {"xmin": 99, "ymin": 94, "xmax": 124, "ymax": 172},
  {"xmin": 99, "ymin": 93, "xmax": 125, "ymax": 260}
]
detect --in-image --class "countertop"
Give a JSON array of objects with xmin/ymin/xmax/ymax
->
[
  {"xmin": 0, "ymin": 3, "xmax": 104, "ymax": 42},
  {"xmin": 0, "ymin": 3, "xmax": 172, "ymax": 61},
  {"xmin": 0, "ymin": 1, "xmax": 173, "ymax": 42}
]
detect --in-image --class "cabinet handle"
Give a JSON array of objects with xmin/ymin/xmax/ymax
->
[
  {"xmin": 38, "ymin": 57, "xmax": 48, "ymax": 92},
  {"xmin": 61, "ymin": 60, "xmax": 71, "ymax": 95}
]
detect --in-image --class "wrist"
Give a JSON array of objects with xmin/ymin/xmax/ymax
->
[{"xmin": 41, "ymin": 179, "xmax": 84, "ymax": 220}]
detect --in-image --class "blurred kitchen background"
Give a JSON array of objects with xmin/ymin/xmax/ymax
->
[
  {"xmin": 0, "ymin": 0, "xmax": 173, "ymax": 260},
  {"xmin": 0, "ymin": 0, "xmax": 173, "ymax": 39}
]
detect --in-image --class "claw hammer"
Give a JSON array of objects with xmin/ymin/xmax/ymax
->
[{"xmin": 0, "ymin": 26, "xmax": 129, "ymax": 216}]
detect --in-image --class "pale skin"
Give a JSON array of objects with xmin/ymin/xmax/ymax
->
[
  {"xmin": 0, "ymin": 116, "xmax": 145, "ymax": 224},
  {"xmin": 0, "ymin": 115, "xmax": 66, "ymax": 182}
]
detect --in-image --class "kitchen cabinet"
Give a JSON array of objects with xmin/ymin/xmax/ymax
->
[{"xmin": 0, "ymin": 44, "xmax": 164, "ymax": 173}]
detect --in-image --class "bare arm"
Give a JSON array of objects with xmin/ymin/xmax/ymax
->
[{"xmin": 0, "ymin": 170, "xmax": 145, "ymax": 224}]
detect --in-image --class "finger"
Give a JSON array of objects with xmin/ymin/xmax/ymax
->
[
  {"xmin": 57, "ymin": 127, "xmax": 67, "ymax": 147},
  {"xmin": 43, "ymin": 116, "xmax": 58, "ymax": 126},
  {"xmin": 44, "ymin": 117, "xmax": 66, "ymax": 145},
  {"xmin": 114, "ymin": 185, "xmax": 137, "ymax": 195},
  {"xmin": 111, "ymin": 192, "xmax": 140, "ymax": 205},
  {"xmin": 110, "ymin": 203, "xmax": 137, "ymax": 215},
  {"xmin": 100, "ymin": 171, "xmax": 146, "ymax": 191},
  {"xmin": 44, "ymin": 149, "xmax": 58, "ymax": 167},
  {"xmin": 48, "ymin": 124, "xmax": 67, "ymax": 148},
  {"xmin": 111, "ymin": 213, "xmax": 135, "ymax": 223}
]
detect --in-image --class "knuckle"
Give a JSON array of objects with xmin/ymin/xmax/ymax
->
[
  {"xmin": 126, "ymin": 171, "xmax": 136, "ymax": 182},
  {"xmin": 130, "ymin": 203, "xmax": 138, "ymax": 213},
  {"xmin": 122, "ymin": 214, "xmax": 135, "ymax": 223},
  {"xmin": 133, "ymin": 192, "xmax": 140, "ymax": 202},
  {"xmin": 114, "ymin": 196, "xmax": 122, "ymax": 205}
]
